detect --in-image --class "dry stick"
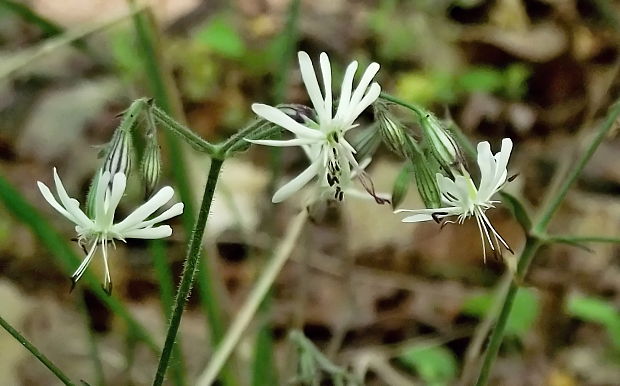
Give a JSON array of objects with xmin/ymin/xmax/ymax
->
[{"xmin": 196, "ymin": 210, "xmax": 309, "ymax": 386}]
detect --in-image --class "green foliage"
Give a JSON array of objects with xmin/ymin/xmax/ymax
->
[
  {"xmin": 462, "ymin": 288, "xmax": 539, "ymax": 336},
  {"xmin": 109, "ymin": 28, "xmax": 143, "ymax": 82},
  {"xmin": 398, "ymin": 345, "xmax": 458, "ymax": 386},
  {"xmin": 567, "ymin": 295, "xmax": 620, "ymax": 351},
  {"xmin": 195, "ymin": 14, "xmax": 246, "ymax": 59},
  {"xmin": 395, "ymin": 64, "xmax": 531, "ymax": 106}
]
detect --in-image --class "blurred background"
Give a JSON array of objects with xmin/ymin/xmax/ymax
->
[{"xmin": 1, "ymin": 0, "xmax": 620, "ymax": 385}]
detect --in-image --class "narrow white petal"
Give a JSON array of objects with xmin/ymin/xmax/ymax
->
[
  {"xmin": 252, "ymin": 104, "xmax": 323, "ymax": 139},
  {"xmin": 114, "ymin": 186, "xmax": 174, "ymax": 232},
  {"xmin": 319, "ymin": 52, "xmax": 332, "ymax": 119},
  {"xmin": 101, "ymin": 241, "xmax": 112, "ymax": 292},
  {"xmin": 347, "ymin": 83, "xmax": 381, "ymax": 126},
  {"xmin": 71, "ymin": 238, "xmax": 99, "ymax": 283},
  {"xmin": 348, "ymin": 62, "xmax": 380, "ymax": 114},
  {"xmin": 37, "ymin": 181, "xmax": 76, "ymax": 223},
  {"xmin": 52, "ymin": 168, "xmax": 92, "ymax": 228},
  {"xmin": 335, "ymin": 61, "xmax": 358, "ymax": 120},
  {"xmin": 298, "ymin": 51, "xmax": 326, "ymax": 122},
  {"xmin": 272, "ymin": 160, "xmax": 320, "ymax": 203},
  {"xmin": 246, "ymin": 138, "xmax": 320, "ymax": 147},
  {"xmin": 401, "ymin": 213, "xmax": 436, "ymax": 222},
  {"xmin": 136, "ymin": 202, "xmax": 184, "ymax": 229},
  {"xmin": 94, "ymin": 171, "xmax": 111, "ymax": 225},
  {"xmin": 105, "ymin": 173, "xmax": 126, "ymax": 225},
  {"xmin": 123, "ymin": 225, "xmax": 172, "ymax": 239}
]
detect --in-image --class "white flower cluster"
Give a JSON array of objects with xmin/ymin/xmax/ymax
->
[{"xmin": 250, "ymin": 51, "xmax": 515, "ymax": 259}]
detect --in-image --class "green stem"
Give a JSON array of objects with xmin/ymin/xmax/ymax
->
[
  {"xmin": 153, "ymin": 158, "xmax": 224, "ymax": 386},
  {"xmin": 534, "ymin": 101, "xmax": 620, "ymax": 232},
  {"xmin": 150, "ymin": 104, "xmax": 216, "ymax": 155},
  {"xmin": 474, "ymin": 100, "xmax": 620, "ymax": 386},
  {"xmin": 0, "ymin": 314, "xmax": 75, "ymax": 385},
  {"xmin": 196, "ymin": 210, "xmax": 309, "ymax": 386},
  {"xmin": 130, "ymin": 11, "xmax": 231, "ymax": 384},
  {"xmin": 151, "ymin": 240, "xmax": 186, "ymax": 386},
  {"xmin": 546, "ymin": 235, "xmax": 620, "ymax": 244},
  {"xmin": 379, "ymin": 92, "xmax": 426, "ymax": 119}
]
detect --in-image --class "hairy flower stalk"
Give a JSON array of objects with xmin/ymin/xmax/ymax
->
[
  {"xmin": 38, "ymin": 168, "xmax": 183, "ymax": 293},
  {"xmin": 247, "ymin": 51, "xmax": 387, "ymax": 204},
  {"xmin": 397, "ymin": 138, "xmax": 514, "ymax": 261}
]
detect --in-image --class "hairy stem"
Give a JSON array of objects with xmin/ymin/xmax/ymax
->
[
  {"xmin": 153, "ymin": 158, "xmax": 224, "ymax": 386},
  {"xmin": 197, "ymin": 210, "xmax": 309, "ymax": 386}
]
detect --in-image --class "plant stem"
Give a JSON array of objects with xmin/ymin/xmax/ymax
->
[
  {"xmin": 130, "ymin": 11, "xmax": 231, "ymax": 384},
  {"xmin": 153, "ymin": 158, "xmax": 224, "ymax": 386},
  {"xmin": 474, "ymin": 100, "xmax": 620, "ymax": 386},
  {"xmin": 0, "ymin": 314, "xmax": 75, "ymax": 385},
  {"xmin": 534, "ymin": 102, "xmax": 620, "ymax": 232},
  {"xmin": 150, "ymin": 104, "xmax": 216, "ymax": 155},
  {"xmin": 379, "ymin": 92, "xmax": 426, "ymax": 119},
  {"xmin": 151, "ymin": 240, "xmax": 186, "ymax": 386},
  {"xmin": 546, "ymin": 235, "xmax": 620, "ymax": 244},
  {"xmin": 196, "ymin": 210, "xmax": 309, "ymax": 386}
]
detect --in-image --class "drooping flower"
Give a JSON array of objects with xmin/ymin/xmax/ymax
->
[
  {"xmin": 396, "ymin": 138, "xmax": 514, "ymax": 260},
  {"xmin": 37, "ymin": 168, "xmax": 183, "ymax": 293},
  {"xmin": 247, "ymin": 51, "xmax": 382, "ymax": 203}
]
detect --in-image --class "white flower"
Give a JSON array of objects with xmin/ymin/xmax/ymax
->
[
  {"xmin": 396, "ymin": 138, "xmax": 514, "ymax": 260},
  {"xmin": 247, "ymin": 51, "xmax": 381, "ymax": 203},
  {"xmin": 37, "ymin": 168, "xmax": 184, "ymax": 293}
]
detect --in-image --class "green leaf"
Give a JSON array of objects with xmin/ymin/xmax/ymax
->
[
  {"xmin": 457, "ymin": 67, "xmax": 505, "ymax": 94},
  {"xmin": 567, "ymin": 295, "xmax": 620, "ymax": 350},
  {"xmin": 462, "ymin": 288, "xmax": 539, "ymax": 336},
  {"xmin": 391, "ymin": 162, "xmax": 414, "ymax": 209},
  {"xmin": 398, "ymin": 345, "xmax": 458, "ymax": 385},
  {"xmin": 195, "ymin": 14, "xmax": 246, "ymax": 59},
  {"xmin": 500, "ymin": 192, "xmax": 532, "ymax": 232}
]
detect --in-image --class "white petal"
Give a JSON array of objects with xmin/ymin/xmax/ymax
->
[
  {"xmin": 136, "ymin": 202, "xmax": 184, "ymax": 229},
  {"xmin": 94, "ymin": 171, "xmax": 111, "ymax": 226},
  {"xmin": 348, "ymin": 62, "xmax": 380, "ymax": 116},
  {"xmin": 298, "ymin": 51, "xmax": 327, "ymax": 122},
  {"xmin": 71, "ymin": 238, "xmax": 99, "ymax": 283},
  {"xmin": 272, "ymin": 160, "xmax": 320, "ymax": 203},
  {"xmin": 347, "ymin": 83, "xmax": 381, "ymax": 126},
  {"xmin": 245, "ymin": 138, "xmax": 320, "ymax": 147},
  {"xmin": 252, "ymin": 104, "xmax": 323, "ymax": 139},
  {"xmin": 105, "ymin": 173, "xmax": 127, "ymax": 224},
  {"xmin": 319, "ymin": 52, "xmax": 332, "ymax": 119},
  {"xmin": 37, "ymin": 181, "xmax": 76, "ymax": 223},
  {"xmin": 52, "ymin": 168, "xmax": 92, "ymax": 228},
  {"xmin": 335, "ymin": 61, "xmax": 358, "ymax": 120},
  {"xmin": 114, "ymin": 186, "xmax": 174, "ymax": 233},
  {"xmin": 401, "ymin": 213, "xmax": 436, "ymax": 222},
  {"xmin": 123, "ymin": 225, "xmax": 172, "ymax": 239}
]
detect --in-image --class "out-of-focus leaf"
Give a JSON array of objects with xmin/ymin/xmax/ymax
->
[
  {"xmin": 398, "ymin": 345, "xmax": 458, "ymax": 386},
  {"xmin": 462, "ymin": 287, "xmax": 539, "ymax": 336},
  {"xmin": 195, "ymin": 14, "xmax": 246, "ymax": 59},
  {"xmin": 457, "ymin": 67, "xmax": 505, "ymax": 94},
  {"xmin": 109, "ymin": 28, "xmax": 143, "ymax": 82},
  {"xmin": 392, "ymin": 162, "xmax": 414, "ymax": 209},
  {"xmin": 500, "ymin": 192, "xmax": 532, "ymax": 232},
  {"xmin": 567, "ymin": 295, "xmax": 620, "ymax": 350}
]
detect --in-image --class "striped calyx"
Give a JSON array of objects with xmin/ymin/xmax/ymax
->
[
  {"xmin": 102, "ymin": 127, "xmax": 133, "ymax": 178},
  {"xmin": 141, "ymin": 134, "xmax": 162, "ymax": 198}
]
